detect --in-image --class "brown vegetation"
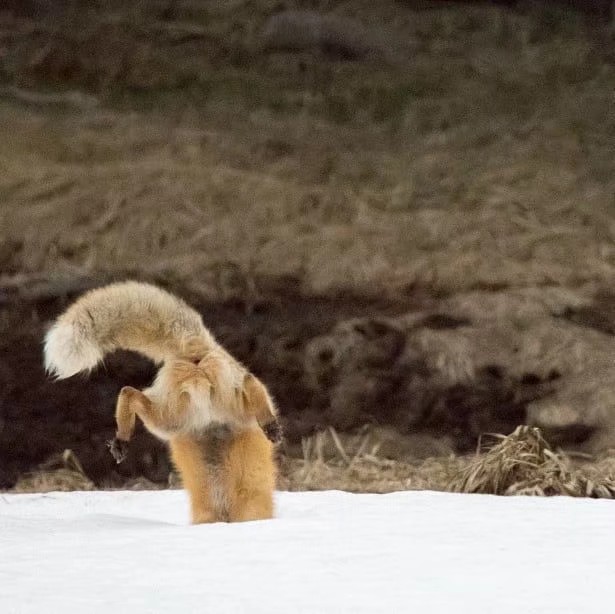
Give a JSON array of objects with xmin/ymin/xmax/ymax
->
[
  {"xmin": 10, "ymin": 427, "xmax": 615, "ymax": 499},
  {"xmin": 2, "ymin": 2, "xmax": 615, "ymax": 296},
  {"xmin": 450, "ymin": 425, "xmax": 615, "ymax": 497}
]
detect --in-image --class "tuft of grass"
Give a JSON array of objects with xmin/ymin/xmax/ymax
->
[
  {"xmin": 12, "ymin": 449, "xmax": 95, "ymax": 493},
  {"xmin": 450, "ymin": 425, "xmax": 615, "ymax": 498}
]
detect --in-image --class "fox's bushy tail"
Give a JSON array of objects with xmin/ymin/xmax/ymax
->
[{"xmin": 44, "ymin": 281, "xmax": 216, "ymax": 379}]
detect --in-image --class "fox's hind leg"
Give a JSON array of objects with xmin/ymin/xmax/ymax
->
[
  {"xmin": 109, "ymin": 386, "xmax": 158, "ymax": 463},
  {"xmin": 170, "ymin": 436, "xmax": 220, "ymax": 524},
  {"xmin": 114, "ymin": 386, "xmax": 151, "ymax": 441},
  {"xmin": 108, "ymin": 387, "xmax": 148, "ymax": 462},
  {"xmin": 226, "ymin": 428, "xmax": 276, "ymax": 522},
  {"xmin": 115, "ymin": 385, "xmax": 198, "ymax": 440},
  {"xmin": 110, "ymin": 385, "xmax": 196, "ymax": 463}
]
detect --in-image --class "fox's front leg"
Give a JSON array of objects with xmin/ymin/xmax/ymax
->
[{"xmin": 108, "ymin": 386, "xmax": 155, "ymax": 463}]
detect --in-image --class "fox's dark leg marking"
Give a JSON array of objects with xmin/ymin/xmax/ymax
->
[
  {"xmin": 263, "ymin": 419, "xmax": 284, "ymax": 445},
  {"xmin": 199, "ymin": 423, "xmax": 233, "ymax": 466},
  {"xmin": 195, "ymin": 423, "xmax": 234, "ymax": 522},
  {"xmin": 107, "ymin": 438, "xmax": 129, "ymax": 464}
]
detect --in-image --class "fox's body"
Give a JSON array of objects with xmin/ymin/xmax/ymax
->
[{"xmin": 44, "ymin": 281, "xmax": 280, "ymax": 523}]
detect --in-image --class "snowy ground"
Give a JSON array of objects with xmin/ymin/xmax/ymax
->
[{"xmin": 0, "ymin": 489, "xmax": 613, "ymax": 613}]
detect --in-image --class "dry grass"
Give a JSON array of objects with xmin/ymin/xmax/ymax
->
[
  {"xmin": 281, "ymin": 426, "xmax": 615, "ymax": 496},
  {"xmin": 12, "ymin": 449, "xmax": 95, "ymax": 493},
  {"xmin": 7, "ymin": 427, "xmax": 615, "ymax": 497},
  {"xmin": 1, "ymin": 1, "xmax": 615, "ymax": 298},
  {"xmin": 279, "ymin": 427, "xmax": 465, "ymax": 493},
  {"xmin": 451, "ymin": 425, "xmax": 615, "ymax": 497}
]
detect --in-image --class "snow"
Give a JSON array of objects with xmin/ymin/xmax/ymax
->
[{"xmin": 0, "ymin": 489, "xmax": 613, "ymax": 614}]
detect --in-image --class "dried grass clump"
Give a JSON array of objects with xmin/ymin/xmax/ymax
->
[
  {"xmin": 12, "ymin": 449, "xmax": 95, "ymax": 493},
  {"xmin": 450, "ymin": 426, "xmax": 615, "ymax": 498}
]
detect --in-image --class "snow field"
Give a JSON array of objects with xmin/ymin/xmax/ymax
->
[{"xmin": 1, "ymin": 489, "xmax": 613, "ymax": 613}]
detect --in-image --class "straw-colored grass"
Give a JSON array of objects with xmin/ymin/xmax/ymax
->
[
  {"xmin": 12, "ymin": 449, "xmax": 95, "ymax": 493},
  {"xmin": 3, "ymin": 2, "xmax": 615, "ymax": 494},
  {"xmin": 450, "ymin": 425, "xmax": 615, "ymax": 498},
  {"xmin": 279, "ymin": 428, "xmax": 465, "ymax": 493},
  {"xmin": 2, "ymin": 2, "xmax": 615, "ymax": 298},
  {"xmin": 7, "ymin": 426, "xmax": 615, "ymax": 497}
]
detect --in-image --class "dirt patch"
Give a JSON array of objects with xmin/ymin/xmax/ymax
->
[{"xmin": 303, "ymin": 285, "xmax": 615, "ymax": 452}]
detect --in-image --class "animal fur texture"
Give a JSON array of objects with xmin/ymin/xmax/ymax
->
[{"xmin": 44, "ymin": 281, "xmax": 280, "ymax": 523}]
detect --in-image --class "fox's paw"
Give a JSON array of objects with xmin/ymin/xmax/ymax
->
[
  {"xmin": 107, "ymin": 437, "xmax": 129, "ymax": 464},
  {"xmin": 263, "ymin": 420, "xmax": 284, "ymax": 445}
]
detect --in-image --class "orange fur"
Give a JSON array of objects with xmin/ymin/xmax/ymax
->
[
  {"xmin": 171, "ymin": 428, "xmax": 275, "ymax": 523},
  {"xmin": 44, "ymin": 281, "xmax": 280, "ymax": 523}
]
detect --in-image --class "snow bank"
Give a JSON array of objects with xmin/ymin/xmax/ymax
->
[{"xmin": 1, "ymin": 490, "xmax": 613, "ymax": 613}]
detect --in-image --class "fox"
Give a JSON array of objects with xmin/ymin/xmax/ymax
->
[{"xmin": 43, "ymin": 281, "xmax": 281, "ymax": 524}]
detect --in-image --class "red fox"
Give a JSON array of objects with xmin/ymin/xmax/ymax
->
[{"xmin": 44, "ymin": 281, "xmax": 281, "ymax": 523}]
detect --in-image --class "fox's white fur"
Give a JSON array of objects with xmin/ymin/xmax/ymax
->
[{"xmin": 44, "ymin": 320, "xmax": 104, "ymax": 379}]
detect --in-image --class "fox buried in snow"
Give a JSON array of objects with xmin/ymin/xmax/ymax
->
[{"xmin": 44, "ymin": 281, "xmax": 281, "ymax": 523}]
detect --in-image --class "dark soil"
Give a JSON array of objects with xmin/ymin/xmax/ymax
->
[{"xmin": 0, "ymin": 278, "xmax": 540, "ymax": 489}]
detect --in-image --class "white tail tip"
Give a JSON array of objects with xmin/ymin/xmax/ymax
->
[{"xmin": 44, "ymin": 322, "xmax": 103, "ymax": 379}]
